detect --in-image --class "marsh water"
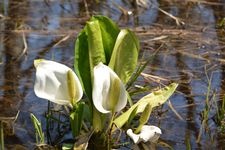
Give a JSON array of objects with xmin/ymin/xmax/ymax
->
[{"xmin": 0, "ymin": 0, "xmax": 225, "ymax": 149}]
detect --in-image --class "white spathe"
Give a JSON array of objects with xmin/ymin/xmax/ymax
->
[
  {"xmin": 92, "ymin": 62, "xmax": 127, "ymax": 113},
  {"xmin": 126, "ymin": 125, "xmax": 162, "ymax": 144},
  {"xmin": 34, "ymin": 59, "xmax": 83, "ymax": 106}
]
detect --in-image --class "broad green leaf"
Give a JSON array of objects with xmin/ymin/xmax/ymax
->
[
  {"xmin": 74, "ymin": 16, "xmax": 120, "ymax": 100},
  {"xmin": 109, "ymin": 29, "xmax": 139, "ymax": 84},
  {"xmin": 86, "ymin": 20, "xmax": 106, "ymax": 67},
  {"xmin": 74, "ymin": 30, "xmax": 92, "ymax": 100},
  {"xmin": 91, "ymin": 16, "xmax": 120, "ymax": 63},
  {"xmin": 74, "ymin": 16, "xmax": 122, "ymax": 132},
  {"xmin": 113, "ymin": 83, "xmax": 178, "ymax": 129},
  {"xmin": 70, "ymin": 102, "xmax": 85, "ymax": 137}
]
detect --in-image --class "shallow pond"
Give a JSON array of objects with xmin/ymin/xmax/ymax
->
[{"xmin": 0, "ymin": 0, "xmax": 225, "ymax": 149}]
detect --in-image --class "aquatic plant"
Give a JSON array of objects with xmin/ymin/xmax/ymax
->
[
  {"xmin": 32, "ymin": 15, "xmax": 178, "ymax": 149},
  {"xmin": 34, "ymin": 59, "xmax": 83, "ymax": 107},
  {"xmin": 92, "ymin": 62, "xmax": 127, "ymax": 114}
]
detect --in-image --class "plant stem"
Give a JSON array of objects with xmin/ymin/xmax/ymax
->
[
  {"xmin": 0, "ymin": 121, "xmax": 4, "ymax": 150},
  {"xmin": 106, "ymin": 112, "xmax": 116, "ymax": 150},
  {"xmin": 107, "ymin": 112, "xmax": 115, "ymax": 133}
]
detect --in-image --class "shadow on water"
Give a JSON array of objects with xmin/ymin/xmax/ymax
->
[{"xmin": 0, "ymin": 0, "xmax": 225, "ymax": 149}]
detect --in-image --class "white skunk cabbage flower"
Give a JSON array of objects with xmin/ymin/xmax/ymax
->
[
  {"xmin": 34, "ymin": 59, "xmax": 83, "ymax": 107},
  {"xmin": 92, "ymin": 62, "xmax": 127, "ymax": 114},
  {"xmin": 126, "ymin": 125, "xmax": 162, "ymax": 144}
]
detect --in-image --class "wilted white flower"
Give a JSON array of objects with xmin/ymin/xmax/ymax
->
[{"xmin": 126, "ymin": 125, "xmax": 161, "ymax": 144}]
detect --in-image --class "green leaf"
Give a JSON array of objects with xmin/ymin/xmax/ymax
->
[
  {"xmin": 113, "ymin": 83, "xmax": 178, "ymax": 129},
  {"xmin": 70, "ymin": 102, "xmax": 85, "ymax": 137},
  {"xmin": 74, "ymin": 30, "xmax": 92, "ymax": 100},
  {"xmin": 91, "ymin": 15, "xmax": 120, "ymax": 63},
  {"xmin": 74, "ymin": 16, "xmax": 121, "ymax": 132},
  {"xmin": 109, "ymin": 29, "xmax": 139, "ymax": 84},
  {"xmin": 86, "ymin": 20, "xmax": 106, "ymax": 66},
  {"xmin": 127, "ymin": 105, "xmax": 138, "ymax": 125},
  {"xmin": 135, "ymin": 103, "xmax": 152, "ymax": 133},
  {"xmin": 126, "ymin": 50, "xmax": 158, "ymax": 89},
  {"xmin": 93, "ymin": 107, "xmax": 105, "ymax": 132},
  {"xmin": 30, "ymin": 113, "xmax": 45, "ymax": 144},
  {"xmin": 82, "ymin": 103, "xmax": 92, "ymax": 122},
  {"xmin": 74, "ymin": 16, "xmax": 120, "ymax": 100}
]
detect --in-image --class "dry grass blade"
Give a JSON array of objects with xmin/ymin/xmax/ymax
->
[
  {"xmin": 167, "ymin": 100, "xmax": 184, "ymax": 120},
  {"xmin": 52, "ymin": 34, "xmax": 71, "ymax": 47},
  {"xmin": 15, "ymin": 32, "xmax": 28, "ymax": 62},
  {"xmin": 177, "ymin": 51, "xmax": 210, "ymax": 62},
  {"xmin": 0, "ymin": 14, "xmax": 7, "ymax": 19},
  {"xmin": 74, "ymin": 130, "xmax": 94, "ymax": 149},
  {"xmin": 112, "ymin": 1, "xmax": 132, "ymax": 16},
  {"xmin": 141, "ymin": 72, "xmax": 169, "ymax": 84},
  {"xmin": 156, "ymin": 7, "xmax": 185, "ymax": 26},
  {"xmin": 143, "ymin": 35, "xmax": 168, "ymax": 42},
  {"xmin": 83, "ymin": 0, "xmax": 90, "ymax": 17}
]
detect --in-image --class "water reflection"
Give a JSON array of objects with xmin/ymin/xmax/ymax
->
[
  {"xmin": 0, "ymin": 0, "xmax": 225, "ymax": 149},
  {"xmin": 176, "ymin": 52, "xmax": 199, "ymax": 148},
  {"xmin": 0, "ymin": 1, "xmax": 28, "ymax": 148},
  {"xmin": 139, "ymin": 1, "xmax": 225, "ymax": 149}
]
